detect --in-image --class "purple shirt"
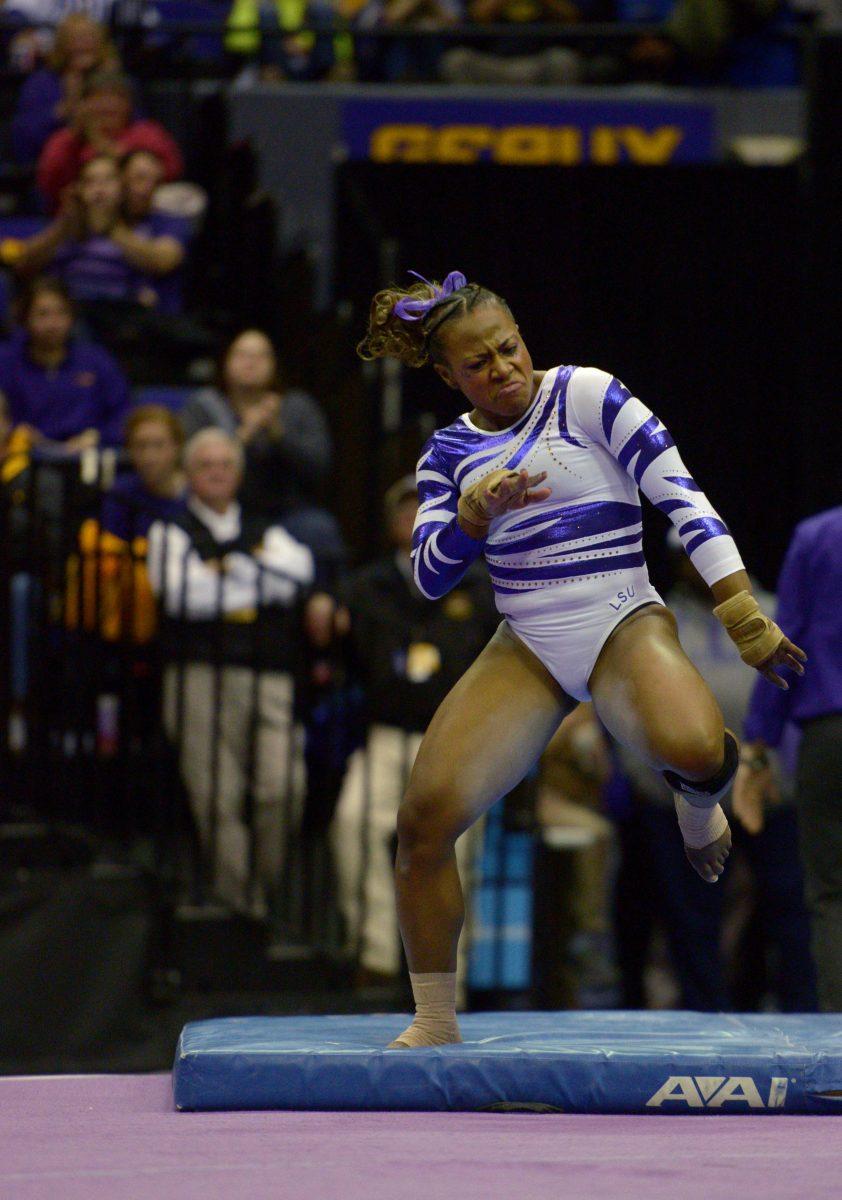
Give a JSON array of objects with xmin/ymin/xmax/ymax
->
[
  {"xmin": 53, "ymin": 235, "xmax": 143, "ymax": 304},
  {"xmin": 0, "ymin": 331, "xmax": 130, "ymax": 446},
  {"xmin": 101, "ymin": 473, "xmax": 187, "ymax": 541},
  {"xmin": 744, "ymin": 506, "xmax": 842, "ymax": 745},
  {"xmin": 130, "ymin": 211, "xmax": 191, "ymax": 315}
]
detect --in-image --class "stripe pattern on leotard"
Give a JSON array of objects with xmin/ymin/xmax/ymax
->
[{"xmin": 411, "ymin": 366, "xmax": 743, "ymax": 601}]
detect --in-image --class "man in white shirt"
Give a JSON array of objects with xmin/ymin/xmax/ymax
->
[{"xmin": 148, "ymin": 428, "xmax": 314, "ymax": 918}]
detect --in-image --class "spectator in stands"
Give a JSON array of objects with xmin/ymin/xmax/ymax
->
[
  {"xmin": 102, "ymin": 404, "xmax": 186, "ymax": 540},
  {"xmin": 119, "ymin": 149, "xmax": 190, "ymax": 314},
  {"xmin": 0, "ymin": 276, "xmax": 129, "ymax": 449},
  {"xmin": 225, "ymin": 0, "xmax": 344, "ymax": 83},
  {"xmin": 348, "ymin": 0, "xmax": 461, "ymax": 82},
  {"xmin": 609, "ymin": 530, "xmax": 816, "ymax": 1011},
  {"xmin": 439, "ymin": 0, "xmax": 595, "ymax": 84},
  {"xmin": 328, "ymin": 475, "xmax": 497, "ymax": 992},
  {"xmin": 15, "ymin": 154, "xmax": 203, "ymax": 378},
  {"xmin": 148, "ymin": 428, "xmax": 315, "ymax": 917},
  {"xmin": 11, "ymin": 12, "xmax": 118, "ymax": 165},
  {"xmin": 16, "ymin": 155, "xmax": 162, "ymax": 304},
  {"xmin": 72, "ymin": 404, "xmax": 187, "ymax": 645},
  {"xmin": 181, "ymin": 329, "xmax": 345, "ymax": 580},
  {"xmin": 619, "ymin": 0, "xmax": 800, "ymax": 86},
  {"xmin": 37, "ymin": 69, "xmax": 183, "ymax": 212}
]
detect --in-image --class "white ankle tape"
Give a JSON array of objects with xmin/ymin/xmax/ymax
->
[
  {"xmin": 674, "ymin": 796, "xmax": 728, "ymax": 849},
  {"xmin": 392, "ymin": 972, "xmax": 461, "ymax": 1047}
]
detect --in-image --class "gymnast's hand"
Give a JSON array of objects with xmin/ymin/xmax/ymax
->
[
  {"xmin": 755, "ymin": 634, "xmax": 807, "ymax": 691},
  {"xmin": 458, "ymin": 468, "xmax": 551, "ymax": 539},
  {"xmin": 713, "ymin": 589, "xmax": 807, "ymax": 691}
]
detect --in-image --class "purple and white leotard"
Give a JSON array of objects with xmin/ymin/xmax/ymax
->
[{"xmin": 411, "ymin": 365, "xmax": 744, "ymax": 701}]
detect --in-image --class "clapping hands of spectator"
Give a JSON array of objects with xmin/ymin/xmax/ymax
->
[{"xmin": 237, "ymin": 393, "xmax": 283, "ymax": 443}]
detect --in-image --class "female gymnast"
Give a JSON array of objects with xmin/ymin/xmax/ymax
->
[{"xmin": 357, "ymin": 272, "xmax": 806, "ymax": 1048}]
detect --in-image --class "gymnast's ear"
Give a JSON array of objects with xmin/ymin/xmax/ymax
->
[{"xmin": 434, "ymin": 361, "xmax": 460, "ymax": 390}]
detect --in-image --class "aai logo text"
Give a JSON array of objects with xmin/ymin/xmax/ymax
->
[{"xmin": 646, "ymin": 1076, "xmax": 790, "ymax": 1109}]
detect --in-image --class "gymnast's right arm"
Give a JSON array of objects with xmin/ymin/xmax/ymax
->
[
  {"xmin": 412, "ymin": 440, "xmax": 550, "ymax": 599},
  {"xmin": 411, "ymin": 441, "xmax": 486, "ymax": 600}
]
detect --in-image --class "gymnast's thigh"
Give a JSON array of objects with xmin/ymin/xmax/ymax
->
[
  {"xmin": 588, "ymin": 605, "xmax": 724, "ymax": 771},
  {"xmin": 404, "ymin": 621, "xmax": 571, "ymax": 834}
]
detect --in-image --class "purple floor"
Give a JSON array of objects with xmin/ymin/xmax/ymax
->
[{"xmin": 1, "ymin": 1073, "xmax": 838, "ymax": 1200}]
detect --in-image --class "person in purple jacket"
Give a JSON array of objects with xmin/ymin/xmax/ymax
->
[
  {"xmin": 736, "ymin": 507, "xmax": 842, "ymax": 1012},
  {"xmin": 0, "ymin": 276, "xmax": 129, "ymax": 449},
  {"xmin": 11, "ymin": 12, "xmax": 118, "ymax": 165}
]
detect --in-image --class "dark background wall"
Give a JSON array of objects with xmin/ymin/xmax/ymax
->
[{"xmin": 336, "ymin": 162, "xmax": 817, "ymax": 590}]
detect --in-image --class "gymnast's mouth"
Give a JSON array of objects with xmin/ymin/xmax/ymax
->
[{"xmin": 496, "ymin": 381, "xmax": 522, "ymax": 400}]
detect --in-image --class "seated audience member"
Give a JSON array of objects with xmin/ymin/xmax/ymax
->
[
  {"xmin": 147, "ymin": 428, "xmax": 315, "ymax": 917},
  {"xmin": 102, "ymin": 404, "xmax": 186, "ymax": 540},
  {"xmin": 327, "ymin": 475, "xmax": 498, "ymax": 992},
  {"xmin": 15, "ymin": 155, "xmax": 202, "ymax": 376},
  {"xmin": 439, "ymin": 0, "xmax": 596, "ymax": 84},
  {"xmin": 71, "ymin": 404, "xmax": 186, "ymax": 643},
  {"xmin": 11, "ymin": 12, "xmax": 118, "ymax": 165},
  {"xmin": 118, "ymin": 149, "xmax": 189, "ymax": 314},
  {"xmin": 17, "ymin": 155, "xmax": 148, "ymax": 304},
  {"xmin": 0, "ymin": 276, "xmax": 129, "ymax": 449},
  {"xmin": 37, "ymin": 69, "xmax": 183, "ymax": 212},
  {"xmin": 226, "ymin": 0, "xmax": 344, "ymax": 82},
  {"xmin": 181, "ymin": 329, "xmax": 345, "ymax": 579},
  {"xmin": 350, "ymin": 0, "xmax": 461, "ymax": 83}
]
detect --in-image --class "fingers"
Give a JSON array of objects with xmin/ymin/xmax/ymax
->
[
  {"xmin": 760, "ymin": 665, "xmax": 788, "ymax": 690},
  {"xmin": 525, "ymin": 486, "xmax": 552, "ymax": 506},
  {"xmin": 785, "ymin": 639, "xmax": 808, "ymax": 662},
  {"xmin": 525, "ymin": 470, "xmax": 548, "ymax": 489}
]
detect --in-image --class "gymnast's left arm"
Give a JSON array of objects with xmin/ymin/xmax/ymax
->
[{"xmin": 567, "ymin": 367, "xmax": 807, "ymax": 690}]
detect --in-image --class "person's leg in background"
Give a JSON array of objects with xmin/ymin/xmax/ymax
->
[
  {"xmin": 738, "ymin": 805, "xmax": 818, "ymax": 1012},
  {"xmin": 612, "ymin": 796, "xmax": 661, "ymax": 1008},
  {"xmin": 795, "ymin": 714, "xmax": 842, "ymax": 1011},
  {"xmin": 251, "ymin": 670, "xmax": 306, "ymax": 921},
  {"xmin": 330, "ymin": 725, "xmax": 417, "ymax": 985},
  {"xmin": 640, "ymin": 801, "xmax": 727, "ymax": 1010},
  {"xmin": 163, "ymin": 662, "xmax": 253, "ymax": 912}
]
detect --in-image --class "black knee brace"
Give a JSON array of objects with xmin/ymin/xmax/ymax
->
[{"xmin": 662, "ymin": 731, "xmax": 739, "ymax": 807}]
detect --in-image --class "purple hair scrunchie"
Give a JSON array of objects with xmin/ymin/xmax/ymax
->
[{"xmin": 392, "ymin": 270, "xmax": 468, "ymax": 322}]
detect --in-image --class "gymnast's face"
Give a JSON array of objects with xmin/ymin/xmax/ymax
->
[{"xmin": 433, "ymin": 304, "xmax": 535, "ymax": 431}]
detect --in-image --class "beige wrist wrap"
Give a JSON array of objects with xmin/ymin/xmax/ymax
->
[{"xmin": 713, "ymin": 590, "xmax": 784, "ymax": 667}]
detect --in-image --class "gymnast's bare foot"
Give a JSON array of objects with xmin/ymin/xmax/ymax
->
[
  {"xmin": 684, "ymin": 823, "xmax": 732, "ymax": 884},
  {"xmin": 387, "ymin": 1021, "xmax": 463, "ymax": 1049}
]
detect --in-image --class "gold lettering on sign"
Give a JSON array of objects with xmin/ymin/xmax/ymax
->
[
  {"xmin": 370, "ymin": 124, "xmax": 433, "ymax": 162},
  {"xmin": 436, "ymin": 125, "xmax": 494, "ymax": 163},
  {"xmin": 620, "ymin": 125, "xmax": 684, "ymax": 164},
  {"xmin": 366, "ymin": 123, "xmax": 689, "ymax": 165}
]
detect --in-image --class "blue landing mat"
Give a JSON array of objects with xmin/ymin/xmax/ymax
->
[{"xmin": 173, "ymin": 1012, "xmax": 842, "ymax": 1114}]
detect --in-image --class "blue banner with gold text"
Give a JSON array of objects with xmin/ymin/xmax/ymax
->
[{"xmin": 342, "ymin": 98, "xmax": 715, "ymax": 165}]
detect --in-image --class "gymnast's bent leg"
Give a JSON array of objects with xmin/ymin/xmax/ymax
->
[
  {"xmin": 588, "ymin": 606, "xmax": 735, "ymax": 885},
  {"xmin": 390, "ymin": 622, "xmax": 569, "ymax": 1047}
]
